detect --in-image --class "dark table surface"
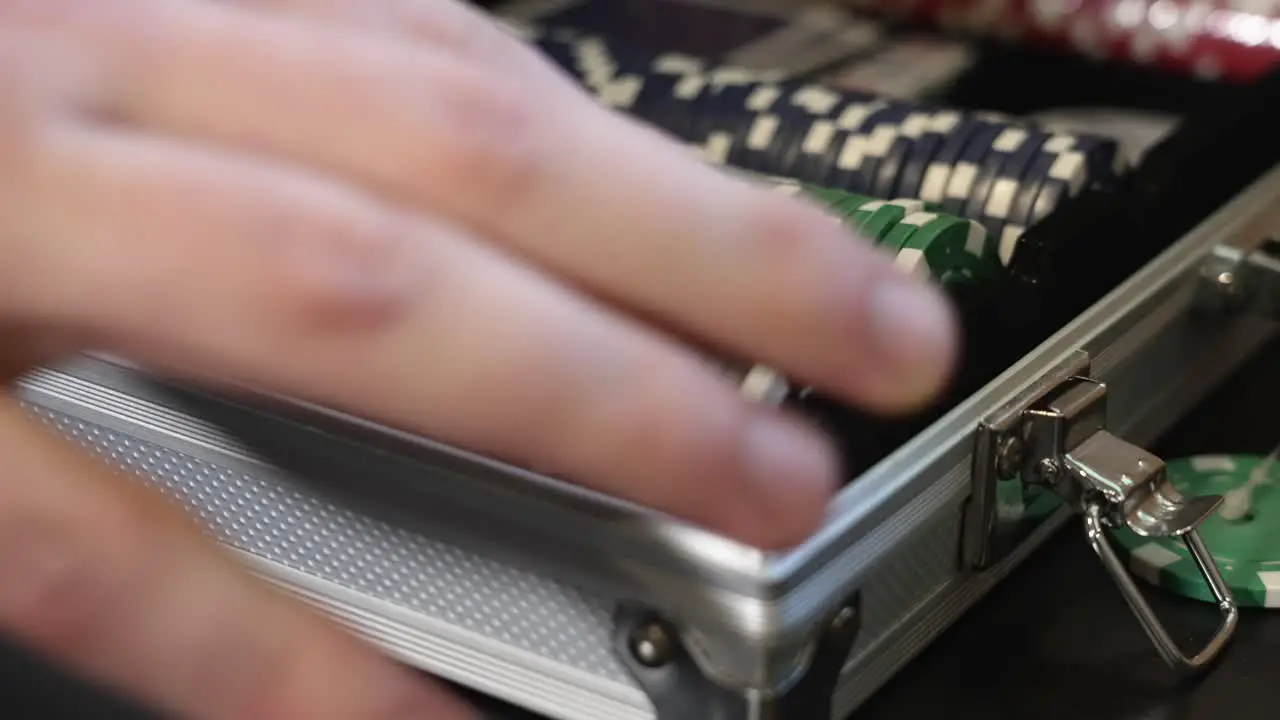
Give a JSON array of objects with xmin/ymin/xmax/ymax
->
[{"xmin": 4, "ymin": 337, "xmax": 1280, "ymax": 719}]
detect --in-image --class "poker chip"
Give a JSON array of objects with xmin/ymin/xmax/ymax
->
[
  {"xmin": 1029, "ymin": 137, "xmax": 1092, "ymax": 219},
  {"xmin": 897, "ymin": 110, "xmax": 961, "ymax": 201},
  {"xmin": 894, "ymin": 213, "xmax": 994, "ymax": 282},
  {"xmin": 982, "ymin": 129, "xmax": 1050, "ymax": 238},
  {"xmin": 525, "ymin": 28, "xmax": 1126, "ymax": 255},
  {"xmin": 918, "ymin": 117, "xmax": 985, "ymax": 205},
  {"xmin": 853, "ymin": 199, "xmax": 927, "ymax": 242},
  {"xmin": 942, "ymin": 122, "xmax": 1003, "ymax": 216},
  {"xmin": 964, "ymin": 126, "xmax": 1034, "ymax": 238},
  {"xmin": 1113, "ymin": 454, "xmax": 1280, "ymax": 608},
  {"xmin": 874, "ymin": 110, "xmax": 932, "ymax": 198},
  {"xmin": 878, "ymin": 213, "xmax": 924, "ymax": 254}
]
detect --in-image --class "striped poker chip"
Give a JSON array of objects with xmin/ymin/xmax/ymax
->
[
  {"xmin": 874, "ymin": 110, "xmax": 933, "ymax": 199},
  {"xmin": 918, "ymin": 116, "xmax": 985, "ymax": 205},
  {"xmin": 722, "ymin": 88, "xmax": 797, "ymax": 174},
  {"xmin": 942, "ymin": 122, "xmax": 1004, "ymax": 217},
  {"xmin": 615, "ymin": 53, "xmax": 709, "ymax": 137},
  {"xmin": 878, "ymin": 210, "xmax": 925, "ymax": 255},
  {"xmin": 852, "ymin": 199, "xmax": 927, "ymax": 242},
  {"xmin": 893, "ymin": 212, "xmax": 992, "ymax": 283},
  {"xmin": 964, "ymin": 125, "xmax": 1038, "ymax": 240},
  {"xmin": 790, "ymin": 116, "xmax": 849, "ymax": 188},
  {"xmin": 1112, "ymin": 454, "xmax": 1280, "ymax": 608},
  {"xmin": 982, "ymin": 129, "xmax": 1050, "ymax": 237},
  {"xmin": 824, "ymin": 102, "xmax": 906, "ymax": 196},
  {"xmin": 897, "ymin": 110, "xmax": 963, "ymax": 201},
  {"xmin": 1026, "ymin": 136, "xmax": 1092, "ymax": 225}
]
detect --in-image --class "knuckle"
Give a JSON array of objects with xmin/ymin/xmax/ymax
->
[
  {"xmin": 257, "ymin": 197, "xmax": 418, "ymax": 327},
  {"xmin": 423, "ymin": 73, "xmax": 547, "ymax": 209}
]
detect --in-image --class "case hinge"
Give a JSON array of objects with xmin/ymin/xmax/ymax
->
[{"xmin": 966, "ymin": 351, "xmax": 1237, "ymax": 672}]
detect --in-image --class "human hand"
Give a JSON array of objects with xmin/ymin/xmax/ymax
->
[{"xmin": 0, "ymin": 0, "xmax": 958, "ymax": 717}]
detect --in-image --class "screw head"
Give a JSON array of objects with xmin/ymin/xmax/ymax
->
[
  {"xmin": 995, "ymin": 435, "xmax": 1024, "ymax": 480},
  {"xmin": 1037, "ymin": 458, "xmax": 1061, "ymax": 484},
  {"xmin": 829, "ymin": 603, "xmax": 859, "ymax": 633},
  {"xmin": 629, "ymin": 621, "xmax": 674, "ymax": 668}
]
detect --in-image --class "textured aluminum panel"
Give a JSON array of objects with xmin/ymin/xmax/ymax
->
[{"xmin": 15, "ymin": 376, "xmax": 962, "ymax": 720}]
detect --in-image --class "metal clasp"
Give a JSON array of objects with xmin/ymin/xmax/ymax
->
[
  {"xmin": 1024, "ymin": 378, "xmax": 1237, "ymax": 671},
  {"xmin": 970, "ymin": 358, "xmax": 1238, "ymax": 672}
]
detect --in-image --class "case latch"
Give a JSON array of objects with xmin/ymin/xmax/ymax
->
[{"xmin": 968, "ymin": 355, "xmax": 1238, "ymax": 672}]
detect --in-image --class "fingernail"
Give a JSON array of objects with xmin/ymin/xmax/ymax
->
[
  {"xmin": 743, "ymin": 415, "xmax": 838, "ymax": 544},
  {"xmin": 863, "ymin": 276, "xmax": 958, "ymax": 409}
]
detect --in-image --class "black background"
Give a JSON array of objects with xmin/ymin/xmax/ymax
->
[{"xmin": 4, "ymin": 337, "xmax": 1279, "ymax": 719}]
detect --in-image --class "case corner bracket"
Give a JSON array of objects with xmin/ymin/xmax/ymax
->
[{"xmin": 611, "ymin": 594, "xmax": 861, "ymax": 720}]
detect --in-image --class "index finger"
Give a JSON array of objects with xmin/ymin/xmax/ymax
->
[{"xmin": 38, "ymin": 0, "xmax": 960, "ymax": 414}]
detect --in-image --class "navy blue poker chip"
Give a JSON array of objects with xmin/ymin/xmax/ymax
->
[
  {"xmin": 895, "ymin": 112, "xmax": 955, "ymax": 202},
  {"xmin": 964, "ymin": 125, "xmax": 1030, "ymax": 233},
  {"xmin": 917, "ymin": 116, "xmax": 983, "ymax": 206},
  {"xmin": 820, "ymin": 98, "xmax": 888, "ymax": 193},
  {"xmin": 1070, "ymin": 134, "xmax": 1122, "ymax": 185},
  {"xmin": 942, "ymin": 121, "xmax": 1002, "ymax": 216},
  {"xmin": 725, "ymin": 111, "xmax": 783, "ymax": 172},
  {"xmin": 982, "ymin": 128, "xmax": 1049, "ymax": 229},
  {"xmin": 873, "ymin": 120, "xmax": 921, "ymax": 201},
  {"xmin": 631, "ymin": 74, "xmax": 701, "ymax": 139},
  {"xmin": 848, "ymin": 103, "xmax": 912, "ymax": 197},
  {"xmin": 774, "ymin": 116, "xmax": 838, "ymax": 186},
  {"xmin": 1007, "ymin": 137, "xmax": 1061, "ymax": 231},
  {"xmin": 809, "ymin": 123, "xmax": 853, "ymax": 189},
  {"xmin": 695, "ymin": 81, "xmax": 771, "ymax": 167},
  {"xmin": 747, "ymin": 103, "xmax": 819, "ymax": 181}
]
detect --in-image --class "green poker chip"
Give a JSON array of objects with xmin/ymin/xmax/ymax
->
[
  {"xmin": 852, "ymin": 199, "xmax": 926, "ymax": 243},
  {"xmin": 832, "ymin": 194, "xmax": 873, "ymax": 222},
  {"xmin": 893, "ymin": 212, "xmax": 992, "ymax": 283},
  {"xmin": 1112, "ymin": 454, "xmax": 1280, "ymax": 608},
  {"xmin": 879, "ymin": 216, "xmax": 922, "ymax": 256}
]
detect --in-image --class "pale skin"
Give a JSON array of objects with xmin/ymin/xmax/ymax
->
[{"xmin": 0, "ymin": 0, "xmax": 959, "ymax": 717}]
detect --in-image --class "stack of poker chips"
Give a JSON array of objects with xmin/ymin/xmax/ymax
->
[
  {"xmin": 527, "ymin": 27, "xmax": 1125, "ymax": 267},
  {"xmin": 840, "ymin": 0, "xmax": 1280, "ymax": 83}
]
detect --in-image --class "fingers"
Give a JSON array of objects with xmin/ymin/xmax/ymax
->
[
  {"xmin": 0, "ymin": 397, "xmax": 475, "ymax": 720},
  {"xmin": 24, "ymin": 0, "xmax": 958, "ymax": 413},
  {"xmin": 225, "ymin": 0, "xmax": 551, "ymax": 79},
  {"xmin": 5, "ymin": 121, "xmax": 836, "ymax": 548}
]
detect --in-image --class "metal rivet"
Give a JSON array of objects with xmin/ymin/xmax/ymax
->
[
  {"xmin": 995, "ymin": 435, "xmax": 1025, "ymax": 480},
  {"xmin": 829, "ymin": 603, "xmax": 858, "ymax": 633},
  {"xmin": 1037, "ymin": 458, "xmax": 1061, "ymax": 484},
  {"xmin": 629, "ymin": 621, "xmax": 674, "ymax": 668}
]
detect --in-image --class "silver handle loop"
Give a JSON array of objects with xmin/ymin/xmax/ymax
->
[{"xmin": 1084, "ymin": 503, "xmax": 1238, "ymax": 671}]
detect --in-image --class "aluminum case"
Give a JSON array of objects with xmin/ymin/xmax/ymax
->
[{"xmin": 12, "ymin": 163, "xmax": 1280, "ymax": 719}]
